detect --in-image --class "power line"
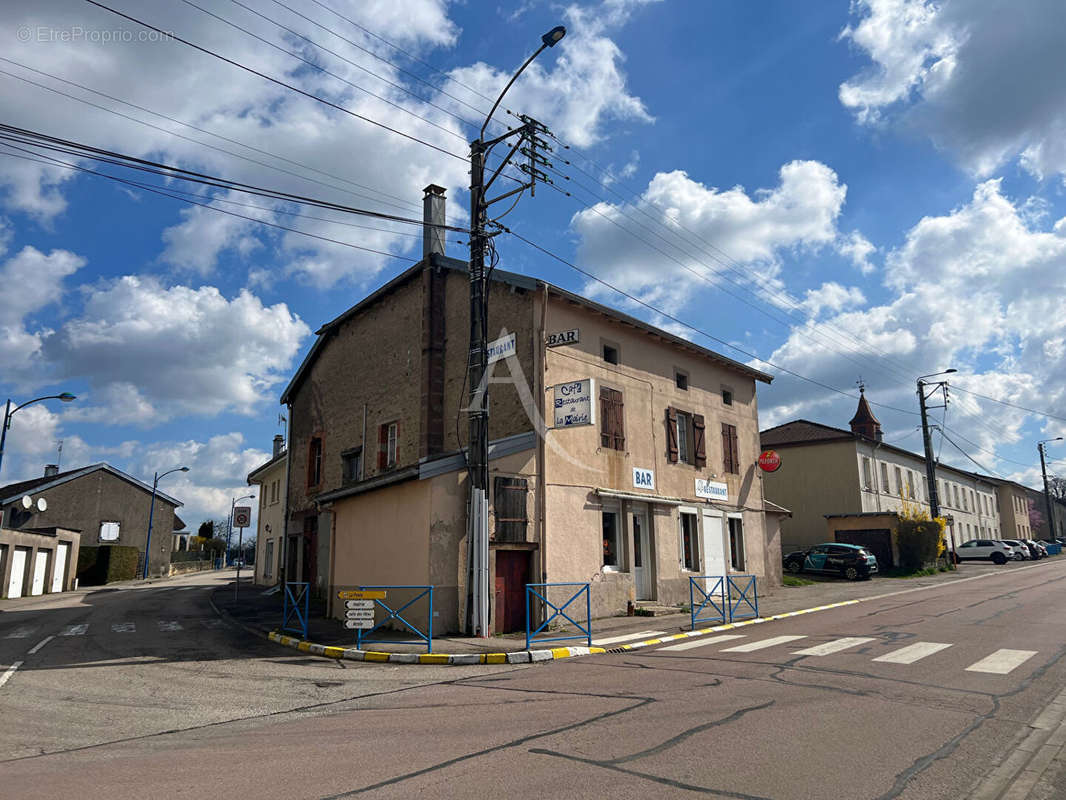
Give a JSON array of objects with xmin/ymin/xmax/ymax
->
[
  {"xmin": 936, "ymin": 428, "xmax": 1000, "ymax": 477},
  {"xmin": 950, "ymin": 384, "xmax": 1066, "ymax": 424}
]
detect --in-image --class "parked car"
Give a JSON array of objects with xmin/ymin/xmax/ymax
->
[
  {"xmin": 783, "ymin": 543, "xmax": 878, "ymax": 581},
  {"xmin": 1025, "ymin": 540, "xmax": 1047, "ymax": 559},
  {"xmin": 1000, "ymin": 540, "xmax": 1030, "ymax": 561},
  {"xmin": 956, "ymin": 539, "xmax": 1013, "ymax": 564}
]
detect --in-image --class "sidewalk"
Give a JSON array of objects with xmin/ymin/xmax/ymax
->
[{"xmin": 211, "ymin": 559, "xmax": 1036, "ymax": 664}]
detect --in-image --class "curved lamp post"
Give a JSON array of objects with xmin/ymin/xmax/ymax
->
[
  {"xmin": 144, "ymin": 466, "xmax": 189, "ymax": 579},
  {"xmin": 466, "ymin": 25, "xmax": 565, "ymax": 636},
  {"xmin": 1039, "ymin": 438, "xmax": 1063, "ymax": 540},
  {"xmin": 0, "ymin": 393, "xmax": 77, "ymax": 478}
]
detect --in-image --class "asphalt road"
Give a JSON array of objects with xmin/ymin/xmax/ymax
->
[{"xmin": 3, "ymin": 564, "xmax": 1066, "ymax": 798}]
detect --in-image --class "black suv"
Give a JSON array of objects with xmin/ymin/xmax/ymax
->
[{"xmin": 783, "ymin": 543, "xmax": 878, "ymax": 581}]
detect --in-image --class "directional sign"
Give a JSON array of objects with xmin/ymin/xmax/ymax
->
[
  {"xmin": 344, "ymin": 599, "xmax": 374, "ymax": 610},
  {"xmin": 337, "ymin": 590, "xmax": 387, "ymax": 600},
  {"xmin": 345, "ymin": 609, "xmax": 374, "ymax": 620},
  {"xmin": 345, "ymin": 619, "xmax": 373, "ymax": 629}
]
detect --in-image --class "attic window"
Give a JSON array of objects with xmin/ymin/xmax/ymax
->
[
  {"xmin": 722, "ymin": 389, "xmax": 734, "ymax": 406},
  {"xmin": 675, "ymin": 370, "xmax": 688, "ymax": 390},
  {"xmin": 602, "ymin": 343, "xmax": 619, "ymax": 365}
]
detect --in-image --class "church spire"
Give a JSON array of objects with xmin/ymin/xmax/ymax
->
[{"xmin": 849, "ymin": 385, "xmax": 883, "ymax": 442}]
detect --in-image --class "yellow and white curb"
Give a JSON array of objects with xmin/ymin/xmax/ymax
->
[{"xmin": 267, "ymin": 631, "xmax": 606, "ymax": 665}]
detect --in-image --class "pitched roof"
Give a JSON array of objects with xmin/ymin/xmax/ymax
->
[
  {"xmin": 0, "ymin": 463, "xmax": 183, "ymax": 507},
  {"xmin": 760, "ymin": 419, "xmax": 855, "ymax": 447},
  {"xmin": 247, "ymin": 449, "xmax": 287, "ymax": 484}
]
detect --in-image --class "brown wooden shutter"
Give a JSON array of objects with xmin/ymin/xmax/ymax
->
[
  {"xmin": 693, "ymin": 414, "xmax": 706, "ymax": 468},
  {"xmin": 612, "ymin": 390, "xmax": 625, "ymax": 450},
  {"xmin": 667, "ymin": 407, "xmax": 678, "ymax": 462},
  {"xmin": 721, "ymin": 422, "xmax": 730, "ymax": 473},
  {"xmin": 730, "ymin": 425, "xmax": 739, "ymax": 474},
  {"xmin": 378, "ymin": 423, "xmax": 387, "ymax": 470},
  {"xmin": 599, "ymin": 387, "xmax": 610, "ymax": 448}
]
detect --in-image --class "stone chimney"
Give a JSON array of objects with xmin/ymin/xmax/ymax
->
[
  {"xmin": 849, "ymin": 387, "xmax": 883, "ymax": 442},
  {"xmin": 422, "ymin": 184, "xmax": 446, "ymax": 259},
  {"xmin": 273, "ymin": 434, "xmax": 285, "ymax": 458},
  {"xmin": 44, "ymin": 464, "xmax": 59, "ymax": 477}
]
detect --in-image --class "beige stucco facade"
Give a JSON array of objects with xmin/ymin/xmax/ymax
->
[{"xmin": 248, "ymin": 447, "xmax": 287, "ymax": 586}]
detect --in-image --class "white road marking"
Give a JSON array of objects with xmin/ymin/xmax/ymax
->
[
  {"xmin": 59, "ymin": 624, "xmax": 88, "ymax": 636},
  {"xmin": 27, "ymin": 636, "xmax": 54, "ymax": 655},
  {"xmin": 793, "ymin": 637, "xmax": 876, "ymax": 657},
  {"xmin": 4, "ymin": 627, "xmax": 35, "ymax": 639},
  {"xmin": 111, "ymin": 622, "xmax": 136, "ymax": 634},
  {"xmin": 658, "ymin": 634, "xmax": 746, "ymax": 652},
  {"xmin": 721, "ymin": 635, "xmax": 808, "ymax": 653},
  {"xmin": 592, "ymin": 630, "xmax": 667, "ymax": 646},
  {"xmin": 965, "ymin": 649, "xmax": 1038, "ymax": 675},
  {"xmin": 873, "ymin": 642, "xmax": 953, "ymax": 664},
  {"xmin": 157, "ymin": 621, "xmax": 183, "ymax": 632},
  {"xmin": 0, "ymin": 661, "xmax": 24, "ymax": 689}
]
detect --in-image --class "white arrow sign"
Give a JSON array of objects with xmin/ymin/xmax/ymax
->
[
  {"xmin": 345, "ymin": 600, "xmax": 374, "ymax": 610},
  {"xmin": 345, "ymin": 619, "xmax": 373, "ymax": 629},
  {"xmin": 345, "ymin": 609, "xmax": 374, "ymax": 620}
]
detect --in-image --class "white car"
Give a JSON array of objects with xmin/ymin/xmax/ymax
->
[
  {"xmin": 956, "ymin": 539, "xmax": 1012, "ymax": 565},
  {"xmin": 1000, "ymin": 540, "xmax": 1030, "ymax": 561}
]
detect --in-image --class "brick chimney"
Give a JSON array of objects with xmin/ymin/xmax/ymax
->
[
  {"xmin": 422, "ymin": 184, "xmax": 446, "ymax": 259},
  {"xmin": 273, "ymin": 435, "xmax": 285, "ymax": 458},
  {"xmin": 44, "ymin": 464, "xmax": 59, "ymax": 477}
]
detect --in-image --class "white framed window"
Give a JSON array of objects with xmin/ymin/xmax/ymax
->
[
  {"xmin": 894, "ymin": 466, "xmax": 903, "ymax": 497},
  {"xmin": 264, "ymin": 540, "xmax": 274, "ymax": 578},
  {"xmin": 679, "ymin": 511, "xmax": 699, "ymax": 571},
  {"xmin": 677, "ymin": 411, "xmax": 691, "ymax": 464},
  {"xmin": 99, "ymin": 521, "xmax": 120, "ymax": 542},
  {"xmin": 881, "ymin": 463, "xmax": 890, "ymax": 493},
  {"xmin": 727, "ymin": 515, "xmax": 745, "ymax": 571},
  {"xmin": 862, "ymin": 457, "xmax": 873, "ymax": 490}
]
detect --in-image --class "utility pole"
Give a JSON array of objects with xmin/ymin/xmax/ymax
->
[
  {"xmin": 1039, "ymin": 438, "xmax": 1063, "ymax": 540},
  {"xmin": 917, "ymin": 369, "xmax": 956, "ymax": 560},
  {"xmin": 466, "ymin": 25, "xmax": 566, "ymax": 636}
]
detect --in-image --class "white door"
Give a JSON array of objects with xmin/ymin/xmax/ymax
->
[
  {"xmin": 701, "ymin": 510, "xmax": 726, "ymax": 589},
  {"xmin": 31, "ymin": 551, "xmax": 49, "ymax": 596},
  {"xmin": 51, "ymin": 543, "xmax": 69, "ymax": 593},
  {"xmin": 631, "ymin": 506, "xmax": 652, "ymax": 600},
  {"xmin": 7, "ymin": 547, "xmax": 28, "ymax": 599}
]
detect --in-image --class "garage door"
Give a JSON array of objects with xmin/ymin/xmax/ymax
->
[
  {"xmin": 31, "ymin": 550, "xmax": 50, "ymax": 596},
  {"xmin": 7, "ymin": 547, "xmax": 29, "ymax": 599},
  {"xmin": 52, "ymin": 542, "xmax": 69, "ymax": 593}
]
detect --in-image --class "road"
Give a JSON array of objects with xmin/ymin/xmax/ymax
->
[{"xmin": 2, "ymin": 564, "xmax": 1066, "ymax": 798}]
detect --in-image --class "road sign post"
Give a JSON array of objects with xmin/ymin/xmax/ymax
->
[{"xmin": 233, "ymin": 505, "xmax": 251, "ymax": 600}]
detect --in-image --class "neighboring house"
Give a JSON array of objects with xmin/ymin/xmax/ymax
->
[
  {"xmin": 0, "ymin": 463, "xmax": 183, "ymax": 582},
  {"xmin": 0, "ymin": 525, "xmax": 81, "ymax": 599},
  {"xmin": 981, "ymin": 477, "xmax": 1041, "ymax": 541},
  {"xmin": 171, "ymin": 515, "xmax": 188, "ymax": 552},
  {"xmin": 279, "ymin": 185, "xmax": 783, "ymax": 633},
  {"xmin": 760, "ymin": 390, "xmax": 1002, "ymax": 554},
  {"xmin": 248, "ymin": 435, "xmax": 287, "ymax": 586}
]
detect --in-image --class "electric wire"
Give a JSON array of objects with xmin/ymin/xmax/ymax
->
[{"xmin": 950, "ymin": 385, "xmax": 1066, "ymax": 425}]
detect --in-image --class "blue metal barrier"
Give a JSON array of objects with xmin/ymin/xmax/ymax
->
[
  {"xmin": 689, "ymin": 576, "xmax": 727, "ymax": 630},
  {"xmin": 282, "ymin": 581, "xmax": 310, "ymax": 639},
  {"xmin": 525, "ymin": 583, "xmax": 592, "ymax": 650},
  {"xmin": 352, "ymin": 585, "xmax": 434, "ymax": 653},
  {"xmin": 727, "ymin": 575, "xmax": 759, "ymax": 621}
]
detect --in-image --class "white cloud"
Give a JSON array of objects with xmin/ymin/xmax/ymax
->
[
  {"xmin": 837, "ymin": 230, "xmax": 877, "ymax": 274},
  {"xmin": 840, "ymin": 0, "xmax": 1066, "ymax": 180},
  {"xmin": 799, "ymin": 282, "xmax": 866, "ymax": 318}
]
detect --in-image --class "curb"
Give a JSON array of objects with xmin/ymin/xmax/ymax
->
[{"xmin": 267, "ymin": 631, "xmax": 605, "ymax": 665}]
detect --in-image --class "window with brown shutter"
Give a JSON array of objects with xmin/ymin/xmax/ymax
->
[
  {"xmin": 493, "ymin": 477, "xmax": 528, "ymax": 542},
  {"xmin": 693, "ymin": 414, "xmax": 706, "ymax": 467},
  {"xmin": 599, "ymin": 387, "xmax": 625, "ymax": 450},
  {"xmin": 666, "ymin": 407, "xmax": 678, "ymax": 462},
  {"xmin": 722, "ymin": 422, "xmax": 739, "ymax": 474}
]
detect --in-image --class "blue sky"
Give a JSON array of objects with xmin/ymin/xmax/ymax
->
[{"xmin": 2, "ymin": 0, "xmax": 1065, "ymax": 528}]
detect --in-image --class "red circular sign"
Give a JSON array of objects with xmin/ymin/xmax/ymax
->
[{"xmin": 758, "ymin": 450, "xmax": 781, "ymax": 472}]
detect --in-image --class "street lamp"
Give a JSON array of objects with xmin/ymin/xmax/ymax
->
[
  {"xmin": 0, "ymin": 393, "xmax": 76, "ymax": 477},
  {"xmin": 1039, "ymin": 438, "xmax": 1063, "ymax": 541},
  {"xmin": 228, "ymin": 493, "xmax": 255, "ymax": 600},
  {"xmin": 917, "ymin": 369, "xmax": 956, "ymax": 557},
  {"xmin": 144, "ymin": 466, "xmax": 189, "ymax": 579},
  {"xmin": 466, "ymin": 25, "xmax": 565, "ymax": 637}
]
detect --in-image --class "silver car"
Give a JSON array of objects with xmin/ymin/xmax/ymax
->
[
  {"xmin": 956, "ymin": 539, "xmax": 1013, "ymax": 565},
  {"xmin": 1000, "ymin": 540, "xmax": 1030, "ymax": 561}
]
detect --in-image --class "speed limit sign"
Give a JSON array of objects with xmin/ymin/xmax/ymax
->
[{"xmin": 233, "ymin": 506, "xmax": 252, "ymax": 528}]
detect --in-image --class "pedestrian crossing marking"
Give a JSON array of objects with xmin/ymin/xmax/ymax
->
[
  {"xmin": 872, "ymin": 642, "xmax": 952, "ymax": 664},
  {"xmin": 965, "ymin": 649, "xmax": 1037, "ymax": 675},
  {"xmin": 4, "ymin": 627, "xmax": 35, "ymax": 639},
  {"xmin": 111, "ymin": 622, "xmax": 136, "ymax": 633},
  {"xmin": 659, "ymin": 634, "xmax": 746, "ymax": 652},
  {"xmin": 59, "ymin": 624, "xmax": 88, "ymax": 636},
  {"xmin": 157, "ymin": 621, "xmax": 183, "ymax": 632},
  {"xmin": 793, "ymin": 637, "xmax": 876, "ymax": 657},
  {"xmin": 592, "ymin": 630, "xmax": 667, "ymax": 647},
  {"xmin": 721, "ymin": 635, "xmax": 807, "ymax": 653}
]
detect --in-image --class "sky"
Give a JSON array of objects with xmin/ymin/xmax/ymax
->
[{"xmin": 1, "ymin": 0, "xmax": 1065, "ymax": 531}]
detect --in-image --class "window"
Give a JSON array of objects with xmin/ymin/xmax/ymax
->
[
  {"xmin": 906, "ymin": 472, "xmax": 915, "ymax": 499},
  {"xmin": 307, "ymin": 436, "xmax": 323, "ymax": 487},
  {"xmin": 99, "ymin": 521, "xmax": 120, "ymax": 542},
  {"xmin": 264, "ymin": 540, "xmax": 274, "ymax": 578},
  {"xmin": 675, "ymin": 370, "xmax": 688, "ymax": 390},
  {"xmin": 954, "ymin": 485, "xmax": 960, "ymax": 508},
  {"xmin": 602, "ymin": 510, "xmax": 620, "ymax": 569},
  {"xmin": 342, "ymin": 448, "xmax": 362, "ymax": 483},
  {"xmin": 680, "ymin": 512, "xmax": 699, "ymax": 571},
  {"xmin": 494, "ymin": 477, "xmax": 528, "ymax": 542},
  {"xmin": 599, "ymin": 387, "xmax": 625, "ymax": 450},
  {"xmin": 862, "ymin": 457, "xmax": 873, "ymax": 490},
  {"xmin": 722, "ymin": 388, "xmax": 734, "ymax": 406},
  {"xmin": 667, "ymin": 408, "xmax": 706, "ymax": 467},
  {"xmin": 970, "ymin": 489, "xmax": 975, "ymax": 512},
  {"xmin": 722, "ymin": 422, "xmax": 739, "ymax": 474},
  {"xmin": 881, "ymin": 463, "xmax": 890, "ymax": 493},
  {"xmin": 962, "ymin": 491, "xmax": 969, "ymax": 512},
  {"xmin": 728, "ymin": 516, "xmax": 745, "ymax": 571},
  {"xmin": 677, "ymin": 411, "xmax": 691, "ymax": 464},
  {"xmin": 602, "ymin": 343, "xmax": 619, "ymax": 365},
  {"xmin": 378, "ymin": 422, "xmax": 398, "ymax": 470},
  {"xmin": 894, "ymin": 466, "xmax": 903, "ymax": 497}
]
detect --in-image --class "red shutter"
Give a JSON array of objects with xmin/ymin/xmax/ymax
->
[
  {"xmin": 667, "ymin": 407, "xmax": 678, "ymax": 462},
  {"xmin": 693, "ymin": 414, "xmax": 706, "ymax": 468},
  {"xmin": 378, "ymin": 423, "xmax": 387, "ymax": 470}
]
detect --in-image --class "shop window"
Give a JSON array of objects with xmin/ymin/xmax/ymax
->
[
  {"xmin": 680, "ymin": 512, "xmax": 699, "ymax": 571},
  {"xmin": 728, "ymin": 517, "xmax": 745, "ymax": 571},
  {"xmin": 602, "ymin": 510, "xmax": 620, "ymax": 570},
  {"xmin": 494, "ymin": 477, "xmax": 528, "ymax": 543}
]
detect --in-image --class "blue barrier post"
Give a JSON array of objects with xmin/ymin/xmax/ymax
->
[
  {"xmin": 351, "ymin": 585, "xmax": 434, "ymax": 653},
  {"xmin": 726, "ymin": 575, "xmax": 759, "ymax": 621},
  {"xmin": 281, "ymin": 581, "xmax": 309, "ymax": 639},
  {"xmin": 525, "ymin": 583, "xmax": 592, "ymax": 650},
  {"xmin": 689, "ymin": 575, "xmax": 727, "ymax": 630}
]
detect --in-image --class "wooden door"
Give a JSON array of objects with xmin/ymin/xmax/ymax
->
[{"xmin": 494, "ymin": 550, "xmax": 529, "ymax": 634}]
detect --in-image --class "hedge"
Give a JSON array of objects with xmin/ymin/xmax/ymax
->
[
  {"xmin": 76, "ymin": 545, "xmax": 140, "ymax": 585},
  {"xmin": 897, "ymin": 518, "xmax": 944, "ymax": 570}
]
